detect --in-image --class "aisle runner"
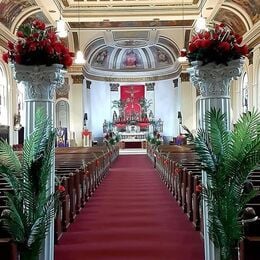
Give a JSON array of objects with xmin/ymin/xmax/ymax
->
[{"xmin": 55, "ymin": 155, "xmax": 204, "ymax": 260}]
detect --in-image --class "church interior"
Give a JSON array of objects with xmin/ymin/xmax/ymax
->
[{"xmin": 0, "ymin": 0, "xmax": 259, "ymax": 260}]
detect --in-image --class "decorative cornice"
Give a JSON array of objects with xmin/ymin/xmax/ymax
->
[
  {"xmin": 68, "ymin": 65, "xmax": 83, "ymax": 74},
  {"xmin": 180, "ymin": 73, "xmax": 190, "ymax": 82},
  {"xmin": 71, "ymin": 75, "xmax": 84, "ymax": 84},
  {"xmin": 110, "ymin": 83, "xmax": 119, "ymax": 91},
  {"xmin": 145, "ymin": 83, "xmax": 155, "ymax": 91},
  {"xmin": 83, "ymin": 65, "xmax": 182, "ymax": 83},
  {"xmin": 69, "ymin": 20, "xmax": 194, "ymax": 29},
  {"xmin": 56, "ymin": 78, "xmax": 70, "ymax": 99}
]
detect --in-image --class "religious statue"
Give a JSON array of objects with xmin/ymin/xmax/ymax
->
[{"xmin": 112, "ymin": 111, "xmax": 117, "ymax": 122}]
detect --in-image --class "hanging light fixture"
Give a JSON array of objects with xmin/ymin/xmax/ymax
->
[
  {"xmin": 74, "ymin": 0, "xmax": 86, "ymax": 64},
  {"xmin": 178, "ymin": 0, "xmax": 187, "ymax": 63},
  {"xmin": 195, "ymin": 1, "xmax": 207, "ymax": 32},
  {"xmin": 56, "ymin": 1, "xmax": 68, "ymax": 38}
]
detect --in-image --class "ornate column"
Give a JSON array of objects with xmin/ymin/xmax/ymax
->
[
  {"xmin": 188, "ymin": 58, "xmax": 244, "ymax": 130},
  {"xmin": 188, "ymin": 58, "xmax": 244, "ymax": 260},
  {"xmin": 12, "ymin": 63, "xmax": 66, "ymax": 260}
]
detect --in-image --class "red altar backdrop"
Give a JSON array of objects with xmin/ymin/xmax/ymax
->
[{"xmin": 120, "ymin": 85, "xmax": 144, "ymax": 120}]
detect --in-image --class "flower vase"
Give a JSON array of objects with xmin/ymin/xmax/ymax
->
[
  {"xmin": 188, "ymin": 58, "xmax": 244, "ymax": 130},
  {"xmin": 11, "ymin": 63, "xmax": 66, "ymax": 260},
  {"xmin": 188, "ymin": 58, "xmax": 244, "ymax": 260}
]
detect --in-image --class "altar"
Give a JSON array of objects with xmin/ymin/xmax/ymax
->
[{"xmin": 118, "ymin": 132, "xmax": 147, "ymax": 149}]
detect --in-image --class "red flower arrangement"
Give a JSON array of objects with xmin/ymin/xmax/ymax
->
[
  {"xmin": 2, "ymin": 19, "xmax": 73, "ymax": 68},
  {"xmin": 183, "ymin": 23, "xmax": 249, "ymax": 66}
]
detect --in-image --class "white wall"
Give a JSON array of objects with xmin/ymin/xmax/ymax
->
[
  {"xmin": 180, "ymin": 81, "xmax": 197, "ymax": 132},
  {"xmin": 154, "ymin": 79, "xmax": 179, "ymax": 138},
  {"xmin": 69, "ymin": 79, "xmax": 83, "ymax": 146},
  {"xmin": 89, "ymin": 81, "xmax": 111, "ymax": 139}
]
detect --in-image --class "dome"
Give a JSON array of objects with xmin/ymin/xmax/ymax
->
[{"xmin": 83, "ymin": 30, "xmax": 181, "ymax": 82}]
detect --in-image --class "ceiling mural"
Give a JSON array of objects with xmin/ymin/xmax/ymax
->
[
  {"xmin": 226, "ymin": 0, "xmax": 260, "ymax": 24},
  {"xmin": 214, "ymin": 8, "xmax": 247, "ymax": 35},
  {"xmin": 92, "ymin": 47, "xmax": 112, "ymax": 68},
  {"xmin": 0, "ymin": 0, "xmax": 37, "ymax": 29},
  {"xmin": 121, "ymin": 49, "xmax": 144, "ymax": 70},
  {"xmin": 150, "ymin": 46, "xmax": 172, "ymax": 67}
]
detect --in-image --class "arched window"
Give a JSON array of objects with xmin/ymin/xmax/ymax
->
[
  {"xmin": 56, "ymin": 100, "xmax": 70, "ymax": 128},
  {"xmin": 0, "ymin": 65, "xmax": 8, "ymax": 125},
  {"xmin": 56, "ymin": 100, "xmax": 70, "ymax": 147},
  {"xmin": 242, "ymin": 73, "xmax": 248, "ymax": 113}
]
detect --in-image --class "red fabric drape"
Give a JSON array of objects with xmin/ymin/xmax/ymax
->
[{"xmin": 120, "ymin": 85, "xmax": 144, "ymax": 119}]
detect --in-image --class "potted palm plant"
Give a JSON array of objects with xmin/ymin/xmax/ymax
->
[
  {"xmin": 0, "ymin": 110, "xmax": 59, "ymax": 260},
  {"xmin": 193, "ymin": 108, "xmax": 260, "ymax": 260}
]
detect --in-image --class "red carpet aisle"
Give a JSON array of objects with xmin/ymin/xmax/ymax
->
[{"xmin": 55, "ymin": 155, "xmax": 204, "ymax": 260}]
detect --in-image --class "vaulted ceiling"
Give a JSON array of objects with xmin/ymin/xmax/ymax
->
[{"xmin": 0, "ymin": 0, "xmax": 259, "ymax": 78}]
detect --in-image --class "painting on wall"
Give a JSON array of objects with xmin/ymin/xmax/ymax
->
[
  {"xmin": 92, "ymin": 47, "xmax": 113, "ymax": 68},
  {"xmin": 121, "ymin": 49, "xmax": 143, "ymax": 70},
  {"xmin": 214, "ymin": 8, "xmax": 247, "ymax": 35},
  {"xmin": 227, "ymin": 0, "xmax": 260, "ymax": 24},
  {"xmin": 0, "ymin": 0, "xmax": 37, "ymax": 29},
  {"xmin": 150, "ymin": 46, "xmax": 172, "ymax": 67},
  {"xmin": 121, "ymin": 85, "xmax": 144, "ymax": 121}
]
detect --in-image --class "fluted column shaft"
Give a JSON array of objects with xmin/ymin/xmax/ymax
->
[{"xmin": 12, "ymin": 63, "xmax": 66, "ymax": 260}]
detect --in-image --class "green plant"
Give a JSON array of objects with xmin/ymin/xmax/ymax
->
[
  {"xmin": 193, "ymin": 108, "xmax": 260, "ymax": 260},
  {"xmin": 139, "ymin": 98, "xmax": 152, "ymax": 112},
  {"xmin": 0, "ymin": 110, "xmax": 58, "ymax": 260}
]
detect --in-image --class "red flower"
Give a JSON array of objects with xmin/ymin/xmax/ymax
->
[
  {"xmin": 7, "ymin": 41, "xmax": 14, "ymax": 50},
  {"xmin": 32, "ymin": 33, "xmax": 39, "ymax": 39},
  {"xmin": 57, "ymin": 185, "xmax": 65, "ymax": 192},
  {"xmin": 188, "ymin": 43, "xmax": 197, "ymax": 52},
  {"xmin": 235, "ymin": 34, "xmax": 243, "ymax": 44},
  {"xmin": 3, "ymin": 19, "xmax": 73, "ymax": 68},
  {"xmin": 204, "ymin": 31, "xmax": 211, "ymax": 39},
  {"xmin": 201, "ymin": 39, "xmax": 212, "ymax": 48},
  {"xmin": 240, "ymin": 45, "xmax": 249, "ymax": 56},
  {"xmin": 33, "ymin": 19, "xmax": 45, "ymax": 30},
  {"xmin": 63, "ymin": 54, "xmax": 73, "ymax": 67},
  {"xmin": 218, "ymin": 42, "xmax": 231, "ymax": 52},
  {"xmin": 16, "ymin": 43, "xmax": 23, "ymax": 53},
  {"xmin": 16, "ymin": 31, "xmax": 24, "ymax": 38},
  {"xmin": 180, "ymin": 49, "xmax": 187, "ymax": 57},
  {"xmin": 187, "ymin": 22, "xmax": 248, "ymax": 65},
  {"xmin": 15, "ymin": 55, "xmax": 22, "ymax": 63},
  {"xmin": 2, "ymin": 52, "xmax": 9, "ymax": 63},
  {"xmin": 195, "ymin": 184, "xmax": 202, "ymax": 193}
]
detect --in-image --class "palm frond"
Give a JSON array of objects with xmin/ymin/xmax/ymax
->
[
  {"xmin": 195, "ymin": 108, "xmax": 260, "ymax": 260},
  {"xmin": 27, "ymin": 193, "xmax": 57, "ymax": 247},
  {"xmin": 0, "ymin": 139, "xmax": 21, "ymax": 173},
  {"xmin": 0, "ymin": 108, "xmax": 58, "ymax": 257},
  {"xmin": 194, "ymin": 128, "xmax": 217, "ymax": 173}
]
